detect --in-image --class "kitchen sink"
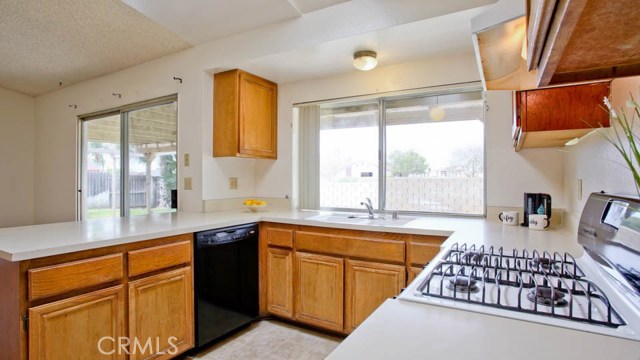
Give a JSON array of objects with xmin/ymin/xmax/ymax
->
[{"xmin": 308, "ymin": 213, "xmax": 416, "ymax": 226}]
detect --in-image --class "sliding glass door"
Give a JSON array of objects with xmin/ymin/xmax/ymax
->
[{"xmin": 80, "ymin": 96, "xmax": 177, "ymax": 219}]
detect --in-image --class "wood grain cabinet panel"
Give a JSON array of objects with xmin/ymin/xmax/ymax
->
[
  {"xmin": 127, "ymin": 240, "xmax": 192, "ymax": 277},
  {"xmin": 514, "ymin": 82, "xmax": 610, "ymax": 150},
  {"xmin": 128, "ymin": 267, "xmax": 194, "ymax": 360},
  {"xmin": 345, "ymin": 260, "xmax": 405, "ymax": 332},
  {"xmin": 266, "ymin": 247, "xmax": 293, "ymax": 318},
  {"xmin": 213, "ymin": 69, "xmax": 277, "ymax": 159},
  {"xmin": 296, "ymin": 231, "xmax": 405, "ymax": 264},
  {"xmin": 29, "ymin": 285, "xmax": 126, "ymax": 360},
  {"xmin": 408, "ymin": 242, "xmax": 440, "ymax": 267},
  {"xmin": 28, "ymin": 254, "xmax": 123, "ymax": 301},
  {"xmin": 294, "ymin": 252, "xmax": 344, "ymax": 332},
  {"xmin": 266, "ymin": 225, "xmax": 294, "ymax": 248},
  {"xmin": 407, "ymin": 266, "xmax": 424, "ymax": 284}
]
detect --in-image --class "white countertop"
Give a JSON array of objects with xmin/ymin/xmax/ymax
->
[
  {"xmin": 2, "ymin": 209, "xmax": 637, "ymax": 357},
  {"xmin": 327, "ymin": 299, "xmax": 640, "ymax": 360},
  {"xmin": 0, "ymin": 209, "xmax": 580, "ymax": 261}
]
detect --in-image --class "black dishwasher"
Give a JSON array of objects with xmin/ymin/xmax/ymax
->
[{"xmin": 194, "ymin": 223, "xmax": 259, "ymax": 350}]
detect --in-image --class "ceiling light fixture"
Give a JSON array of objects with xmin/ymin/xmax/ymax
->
[{"xmin": 353, "ymin": 50, "xmax": 378, "ymax": 71}]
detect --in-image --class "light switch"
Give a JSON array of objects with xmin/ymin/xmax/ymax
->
[
  {"xmin": 184, "ymin": 153, "xmax": 190, "ymax": 167},
  {"xmin": 184, "ymin": 177, "xmax": 193, "ymax": 190},
  {"xmin": 229, "ymin": 177, "xmax": 238, "ymax": 190}
]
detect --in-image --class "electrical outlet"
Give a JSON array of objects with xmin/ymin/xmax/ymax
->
[
  {"xmin": 229, "ymin": 177, "xmax": 238, "ymax": 190},
  {"xmin": 184, "ymin": 177, "xmax": 192, "ymax": 190},
  {"xmin": 184, "ymin": 153, "xmax": 190, "ymax": 167}
]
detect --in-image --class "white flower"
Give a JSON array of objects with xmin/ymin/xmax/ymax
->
[{"xmin": 603, "ymin": 96, "xmax": 613, "ymax": 111}]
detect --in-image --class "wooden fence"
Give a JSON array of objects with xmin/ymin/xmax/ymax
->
[{"xmin": 86, "ymin": 171, "xmax": 162, "ymax": 209}]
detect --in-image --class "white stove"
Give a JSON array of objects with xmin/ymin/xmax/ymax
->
[{"xmin": 398, "ymin": 193, "xmax": 640, "ymax": 341}]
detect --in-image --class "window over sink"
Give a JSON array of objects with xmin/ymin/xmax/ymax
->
[{"xmin": 297, "ymin": 86, "xmax": 485, "ymax": 215}]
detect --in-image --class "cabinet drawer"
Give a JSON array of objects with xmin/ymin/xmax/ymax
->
[
  {"xmin": 128, "ymin": 241, "xmax": 192, "ymax": 277},
  {"xmin": 29, "ymin": 254, "xmax": 123, "ymax": 301},
  {"xmin": 408, "ymin": 242, "xmax": 440, "ymax": 266},
  {"xmin": 267, "ymin": 227, "xmax": 294, "ymax": 248},
  {"xmin": 296, "ymin": 231, "xmax": 404, "ymax": 263}
]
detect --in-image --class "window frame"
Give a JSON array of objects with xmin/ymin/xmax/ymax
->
[
  {"xmin": 305, "ymin": 85, "xmax": 486, "ymax": 217},
  {"xmin": 77, "ymin": 94, "xmax": 178, "ymax": 220}
]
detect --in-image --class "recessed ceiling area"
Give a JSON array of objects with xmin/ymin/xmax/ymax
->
[
  {"xmin": 0, "ymin": 0, "xmax": 192, "ymax": 96},
  {"xmin": 122, "ymin": 0, "xmax": 352, "ymax": 45},
  {"xmin": 237, "ymin": 7, "xmax": 487, "ymax": 84}
]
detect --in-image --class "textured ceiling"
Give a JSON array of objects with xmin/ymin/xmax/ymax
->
[
  {"xmin": 122, "ymin": 0, "xmax": 351, "ymax": 45},
  {"xmin": 0, "ymin": 0, "xmax": 192, "ymax": 96}
]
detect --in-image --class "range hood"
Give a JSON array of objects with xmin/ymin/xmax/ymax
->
[{"xmin": 471, "ymin": 0, "xmax": 538, "ymax": 90}]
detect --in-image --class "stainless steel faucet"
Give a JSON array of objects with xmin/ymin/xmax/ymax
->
[{"xmin": 361, "ymin": 198, "xmax": 375, "ymax": 219}]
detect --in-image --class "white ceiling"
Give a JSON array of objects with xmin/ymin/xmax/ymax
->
[
  {"xmin": 122, "ymin": 0, "xmax": 352, "ymax": 45},
  {"xmin": 0, "ymin": 0, "xmax": 493, "ymax": 97},
  {"xmin": 0, "ymin": 0, "xmax": 191, "ymax": 96},
  {"xmin": 238, "ymin": 7, "xmax": 486, "ymax": 84}
]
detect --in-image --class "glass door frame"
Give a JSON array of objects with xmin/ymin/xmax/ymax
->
[{"xmin": 77, "ymin": 94, "xmax": 178, "ymax": 220}]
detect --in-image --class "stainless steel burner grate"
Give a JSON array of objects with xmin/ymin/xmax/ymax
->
[{"xmin": 417, "ymin": 243, "xmax": 626, "ymax": 328}]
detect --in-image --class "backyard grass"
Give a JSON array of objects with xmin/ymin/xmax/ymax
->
[{"xmin": 87, "ymin": 207, "xmax": 174, "ymax": 219}]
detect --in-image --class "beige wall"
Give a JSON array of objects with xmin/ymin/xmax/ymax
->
[
  {"xmin": 563, "ymin": 76, "xmax": 640, "ymax": 229},
  {"xmin": 0, "ymin": 87, "xmax": 35, "ymax": 228}
]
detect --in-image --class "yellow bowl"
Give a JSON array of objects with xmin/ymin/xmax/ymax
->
[{"xmin": 245, "ymin": 204, "xmax": 267, "ymax": 213}]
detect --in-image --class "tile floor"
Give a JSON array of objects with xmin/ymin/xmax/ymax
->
[{"xmin": 191, "ymin": 320, "xmax": 343, "ymax": 360}]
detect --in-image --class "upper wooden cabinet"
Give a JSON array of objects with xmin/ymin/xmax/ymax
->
[
  {"xmin": 513, "ymin": 81, "xmax": 610, "ymax": 150},
  {"xmin": 473, "ymin": 0, "xmax": 639, "ymax": 90},
  {"xmin": 213, "ymin": 69, "xmax": 278, "ymax": 159},
  {"xmin": 529, "ymin": 0, "xmax": 640, "ymax": 87}
]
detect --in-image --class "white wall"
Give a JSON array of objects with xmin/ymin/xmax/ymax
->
[
  {"xmin": 485, "ymin": 91, "xmax": 565, "ymax": 209},
  {"xmin": 0, "ymin": 87, "xmax": 35, "ymax": 228},
  {"xmin": 32, "ymin": 1, "xmax": 490, "ymax": 224},
  {"xmin": 563, "ymin": 76, "xmax": 640, "ymax": 227}
]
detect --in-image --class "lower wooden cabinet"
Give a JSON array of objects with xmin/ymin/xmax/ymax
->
[
  {"xmin": 407, "ymin": 266, "xmax": 424, "ymax": 283},
  {"xmin": 294, "ymin": 252, "xmax": 344, "ymax": 332},
  {"xmin": 266, "ymin": 247, "xmax": 293, "ymax": 318},
  {"xmin": 345, "ymin": 260, "xmax": 405, "ymax": 332},
  {"xmin": 128, "ymin": 267, "xmax": 194, "ymax": 360},
  {"xmin": 29, "ymin": 285, "xmax": 126, "ymax": 360}
]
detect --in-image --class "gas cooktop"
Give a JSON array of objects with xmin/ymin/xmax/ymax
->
[{"xmin": 398, "ymin": 193, "xmax": 640, "ymax": 341}]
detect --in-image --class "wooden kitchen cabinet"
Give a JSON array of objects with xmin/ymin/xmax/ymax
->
[
  {"xmin": 294, "ymin": 252, "xmax": 344, "ymax": 332},
  {"xmin": 344, "ymin": 259, "xmax": 405, "ymax": 332},
  {"xmin": 266, "ymin": 247, "xmax": 293, "ymax": 318},
  {"xmin": 0, "ymin": 233, "xmax": 194, "ymax": 360},
  {"xmin": 128, "ymin": 267, "xmax": 194, "ymax": 360},
  {"xmin": 258, "ymin": 223, "xmax": 446, "ymax": 334},
  {"xmin": 213, "ymin": 69, "xmax": 278, "ymax": 159},
  {"xmin": 513, "ymin": 82, "xmax": 610, "ymax": 150},
  {"xmin": 29, "ymin": 285, "xmax": 126, "ymax": 360}
]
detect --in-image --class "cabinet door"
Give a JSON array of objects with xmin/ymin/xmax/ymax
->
[
  {"xmin": 521, "ymin": 82, "xmax": 610, "ymax": 132},
  {"xmin": 266, "ymin": 247, "xmax": 293, "ymax": 318},
  {"xmin": 345, "ymin": 260, "xmax": 405, "ymax": 332},
  {"xmin": 239, "ymin": 71, "xmax": 277, "ymax": 158},
  {"xmin": 294, "ymin": 252, "xmax": 344, "ymax": 332},
  {"xmin": 128, "ymin": 267, "xmax": 194, "ymax": 360},
  {"xmin": 29, "ymin": 286, "xmax": 126, "ymax": 360}
]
